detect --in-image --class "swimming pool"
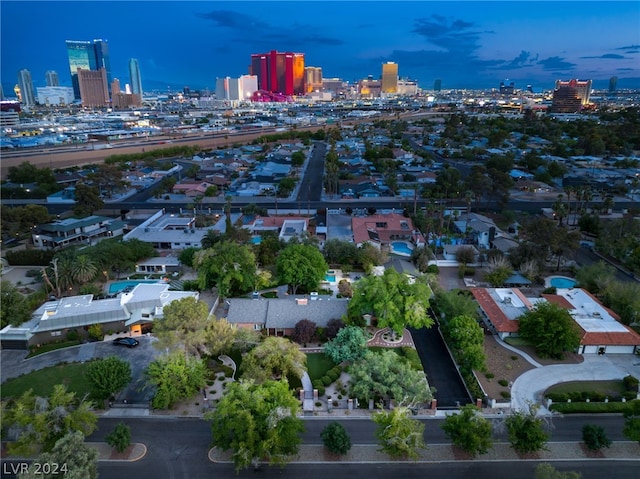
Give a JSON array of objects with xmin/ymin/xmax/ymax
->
[
  {"xmin": 108, "ymin": 280, "xmax": 162, "ymax": 294},
  {"xmin": 549, "ymin": 277, "xmax": 577, "ymax": 289},
  {"xmin": 325, "ymin": 271, "xmax": 336, "ymax": 282},
  {"xmin": 391, "ymin": 241, "xmax": 414, "ymax": 256},
  {"xmin": 250, "ymin": 236, "xmax": 262, "ymax": 245}
]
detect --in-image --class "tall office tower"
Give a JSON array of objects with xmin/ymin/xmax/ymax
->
[
  {"xmin": 14, "ymin": 84, "xmax": 21, "ymax": 101},
  {"xmin": 550, "ymin": 79, "xmax": 592, "ymax": 113},
  {"xmin": 608, "ymin": 76, "xmax": 618, "ymax": 93},
  {"xmin": 111, "ymin": 78, "xmax": 121, "ymax": 95},
  {"xmin": 434, "ymin": 79, "xmax": 442, "ymax": 91},
  {"xmin": 216, "ymin": 75, "xmax": 258, "ymax": 102},
  {"xmin": 77, "ymin": 68, "xmax": 109, "ymax": 107},
  {"xmin": 37, "ymin": 86, "xmax": 74, "ymax": 105},
  {"xmin": 250, "ymin": 50, "xmax": 305, "ymax": 96},
  {"xmin": 381, "ymin": 62, "xmax": 398, "ymax": 94},
  {"xmin": 554, "ymin": 79, "xmax": 592, "ymax": 105},
  {"xmin": 304, "ymin": 66, "xmax": 323, "ymax": 93},
  {"xmin": 0, "ymin": 83, "xmax": 4, "ymax": 100},
  {"xmin": 45, "ymin": 70, "xmax": 60, "ymax": 87},
  {"xmin": 66, "ymin": 39, "xmax": 112, "ymax": 99},
  {"xmin": 17, "ymin": 69, "xmax": 36, "ymax": 107},
  {"xmin": 128, "ymin": 58, "xmax": 143, "ymax": 97},
  {"xmin": 499, "ymin": 80, "xmax": 515, "ymax": 94}
]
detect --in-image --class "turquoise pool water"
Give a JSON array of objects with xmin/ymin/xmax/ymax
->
[
  {"xmin": 550, "ymin": 277, "xmax": 577, "ymax": 289},
  {"xmin": 250, "ymin": 236, "xmax": 262, "ymax": 245},
  {"xmin": 108, "ymin": 280, "xmax": 161, "ymax": 294},
  {"xmin": 391, "ymin": 241, "xmax": 413, "ymax": 255},
  {"xmin": 325, "ymin": 273, "xmax": 336, "ymax": 282}
]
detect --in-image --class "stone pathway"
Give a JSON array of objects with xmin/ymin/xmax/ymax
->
[{"xmin": 367, "ymin": 328, "xmax": 415, "ymax": 348}]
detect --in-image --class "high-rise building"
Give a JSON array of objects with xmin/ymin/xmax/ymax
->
[
  {"xmin": 17, "ymin": 69, "xmax": 36, "ymax": 107},
  {"xmin": 250, "ymin": 50, "xmax": 305, "ymax": 96},
  {"xmin": 36, "ymin": 86, "xmax": 75, "ymax": 106},
  {"xmin": 608, "ymin": 76, "xmax": 618, "ymax": 93},
  {"xmin": 499, "ymin": 80, "xmax": 515, "ymax": 94},
  {"xmin": 550, "ymin": 79, "xmax": 592, "ymax": 113},
  {"xmin": 434, "ymin": 79, "xmax": 442, "ymax": 91},
  {"xmin": 216, "ymin": 75, "xmax": 258, "ymax": 102},
  {"xmin": 381, "ymin": 62, "xmax": 398, "ymax": 94},
  {"xmin": 304, "ymin": 67, "xmax": 323, "ymax": 93},
  {"xmin": 45, "ymin": 70, "xmax": 60, "ymax": 87},
  {"xmin": 77, "ymin": 68, "xmax": 109, "ymax": 108},
  {"xmin": 128, "ymin": 58, "xmax": 143, "ymax": 97},
  {"xmin": 66, "ymin": 39, "xmax": 112, "ymax": 99}
]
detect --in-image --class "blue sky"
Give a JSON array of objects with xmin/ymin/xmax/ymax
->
[{"xmin": 2, "ymin": 1, "xmax": 639, "ymax": 94}]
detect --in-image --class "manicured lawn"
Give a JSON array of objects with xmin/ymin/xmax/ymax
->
[
  {"xmin": 545, "ymin": 380, "xmax": 625, "ymax": 397},
  {"xmin": 504, "ymin": 337, "xmax": 532, "ymax": 347},
  {"xmin": 1, "ymin": 363, "xmax": 93, "ymax": 400},
  {"xmin": 306, "ymin": 353, "xmax": 337, "ymax": 381},
  {"xmin": 26, "ymin": 340, "xmax": 82, "ymax": 358}
]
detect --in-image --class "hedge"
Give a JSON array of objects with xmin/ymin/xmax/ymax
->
[{"xmin": 550, "ymin": 400, "xmax": 639, "ymax": 414}]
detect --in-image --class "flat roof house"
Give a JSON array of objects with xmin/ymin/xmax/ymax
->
[
  {"xmin": 32, "ymin": 215, "xmax": 125, "ymax": 249},
  {"xmin": 0, "ymin": 283, "xmax": 198, "ymax": 350}
]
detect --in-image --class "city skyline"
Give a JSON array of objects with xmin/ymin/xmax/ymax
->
[{"xmin": 2, "ymin": 1, "xmax": 639, "ymax": 95}]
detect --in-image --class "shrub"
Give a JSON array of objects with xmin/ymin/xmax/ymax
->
[
  {"xmin": 542, "ymin": 286, "xmax": 557, "ymax": 294},
  {"xmin": 426, "ymin": 264, "xmax": 440, "ymax": 274},
  {"xmin": 582, "ymin": 424, "xmax": 612, "ymax": 451},
  {"xmin": 623, "ymin": 375, "xmax": 639, "ymax": 392},
  {"xmin": 328, "ymin": 369, "xmax": 340, "ymax": 382},
  {"xmin": 66, "ymin": 330, "xmax": 80, "ymax": 342},
  {"xmin": 106, "ymin": 423, "xmax": 131, "ymax": 453},
  {"xmin": 498, "ymin": 379, "xmax": 509, "ymax": 387},
  {"xmin": 485, "ymin": 372, "xmax": 495, "ymax": 379},
  {"xmin": 321, "ymin": 375, "xmax": 333, "ymax": 387},
  {"xmin": 313, "ymin": 381, "xmax": 326, "ymax": 397},
  {"xmin": 550, "ymin": 402, "xmax": 632, "ymax": 414},
  {"xmin": 320, "ymin": 422, "xmax": 352, "ymax": 455},
  {"xmin": 500, "ymin": 391, "xmax": 511, "ymax": 399}
]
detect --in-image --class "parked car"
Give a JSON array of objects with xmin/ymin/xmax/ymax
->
[{"xmin": 113, "ymin": 337, "xmax": 139, "ymax": 348}]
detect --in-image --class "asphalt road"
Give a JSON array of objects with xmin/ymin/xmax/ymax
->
[
  {"xmin": 297, "ymin": 142, "xmax": 327, "ymax": 203},
  {"xmin": 2, "ymin": 416, "xmax": 634, "ymax": 479}
]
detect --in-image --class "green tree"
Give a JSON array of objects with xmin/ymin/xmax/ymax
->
[
  {"xmin": 206, "ymin": 379, "xmax": 304, "ymax": 472},
  {"xmin": 347, "ymin": 268, "xmax": 433, "ymax": 336},
  {"xmin": 442, "ymin": 314, "xmax": 486, "ymax": 372},
  {"xmin": 70, "ymin": 254, "xmax": 98, "ymax": 284},
  {"xmin": 1, "ymin": 280, "xmax": 31, "ymax": 328},
  {"xmin": 153, "ymin": 296, "xmax": 211, "ymax": 356},
  {"xmin": 349, "ymin": 350, "xmax": 433, "ymax": 405},
  {"xmin": 202, "ymin": 317, "xmax": 241, "ymax": 357},
  {"xmin": 72, "ymin": 183, "xmax": 104, "ymax": 217},
  {"xmin": 575, "ymin": 261, "xmax": 615, "ymax": 295},
  {"xmin": 291, "ymin": 150, "xmax": 306, "ymax": 167},
  {"xmin": 320, "ymin": 422, "xmax": 352, "ymax": 455},
  {"xmin": 194, "ymin": 241, "xmax": 257, "ymax": 297},
  {"xmin": 18, "ymin": 431, "xmax": 98, "ymax": 479},
  {"xmin": 85, "ymin": 356, "xmax": 132, "ymax": 401},
  {"xmin": 372, "ymin": 406, "xmax": 426, "ymax": 459},
  {"xmin": 518, "ymin": 302, "xmax": 582, "ymax": 359},
  {"xmin": 106, "ymin": 423, "xmax": 132, "ymax": 453},
  {"xmin": 601, "ymin": 281, "xmax": 640, "ymax": 325},
  {"xmin": 504, "ymin": 407, "xmax": 549, "ymax": 454},
  {"xmin": 431, "ymin": 289, "xmax": 479, "ymax": 322},
  {"xmin": 291, "ymin": 319, "xmax": 317, "ymax": 345},
  {"xmin": 623, "ymin": 400, "xmax": 640, "ymax": 443},
  {"xmin": 145, "ymin": 352, "xmax": 206, "ymax": 409},
  {"xmin": 241, "ymin": 336, "xmax": 307, "ymax": 383},
  {"xmin": 441, "ymin": 404, "xmax": 493, "ymax": 457},
  {"xmin": 582, "ymin": 423, "xmax": 611, "ymax": 451},
  {"xmin": 277, "ymin": 177, "xmax": 296, "ymax": 197},
  {"xmin": 534, "ymin": 463, "xmax": 581, "ymax": 479},
  {"xmin": 2, "ymin": 384, "xmax": 97, "ymax": 456},
  {"xmin": 276, "ymin": 243, "xmax": 328, "ymax": 294},
  {"xmin": 324, "ymin": 325, "xmax": 368, "ymax": 364}
]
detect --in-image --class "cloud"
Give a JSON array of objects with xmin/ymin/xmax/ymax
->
[
  {"xmin": 580, "ymin": 53, "xmax": 626, "ymax": 59},
  {"xmin": 615, "ymin": 44, "xmax": 640, "ymax": 50},
  {"xmin": 616, "ymin": 68, "xmax": 635, "ymax": 71},
  {"xmin": 411, "ymin": 15, "xmax": 489, "ymax": 56},
  {"xmin": 537, "ymin": 56, "xmax": 576, "ymax": 71},
  {"xmin": 196, "ymin": 9, "xmax": 343, "ymax": 48}
]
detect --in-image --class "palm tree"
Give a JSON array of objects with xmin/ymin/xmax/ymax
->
[{"xmin": 72, "ymin": 255, "xmax": 98, "ymax": 284}]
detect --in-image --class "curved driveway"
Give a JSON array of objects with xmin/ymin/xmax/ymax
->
[{"xmin": 511, "ymin": 353, "xmax": 640, "ymax": 413}]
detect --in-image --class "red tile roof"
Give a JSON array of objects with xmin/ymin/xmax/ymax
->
[
  {"xmin": 351, "ymin": 213, "xmax": 424, "ymax": 245},
  {"xmin": 580, "ymin": 328, "xmax": 640, "ymax": 346},
  {"xmin": 471, "ymin": 288, "xmax": 520, "ymax": 333},
  {"xmin": 541, "ymin": 294, "xmax": 574, "ymax": 310}
]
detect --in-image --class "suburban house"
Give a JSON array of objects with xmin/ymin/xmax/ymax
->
[
  {"xmin": 135, "ymin": 256, "xmax": 182, "ymax": 276},
  {"xmin": 442, "ymin": 244, "xmax": 480, "ymax": 262},
  {"xmin": 542, "ymin": 288, "xmax": 640, "ymax": 355},
  {"xmin": 0, "ymin": 283, "xmax": 198, "ymax": 350},
  {"xmin": 172, "ymin": 181, "xmax": 216, "ymax": 197},
  {"xmin": 472, "ymin": 287, "xmax": 640, "ymax": 354},
  {"xmin": 244, "ymin": 216, "xmax": 310, "ymax": 242},
  {"xmin": 32, "ymin": 216, "xmax": 126, "ymax": 250},
  {"xmin": 351, "ymin": 213, "xmax": 425, "ymax": 249},
  {"xmin": 453, "ymin": 212, "xmax": 518, "ymax": 253},
  {"xmin": 123, "ymin": 209, "xmax": 209, "ymax": 250},
  {"xmin": 225, "ymin": 297, "xmax": 348, "ymax": 336}
]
